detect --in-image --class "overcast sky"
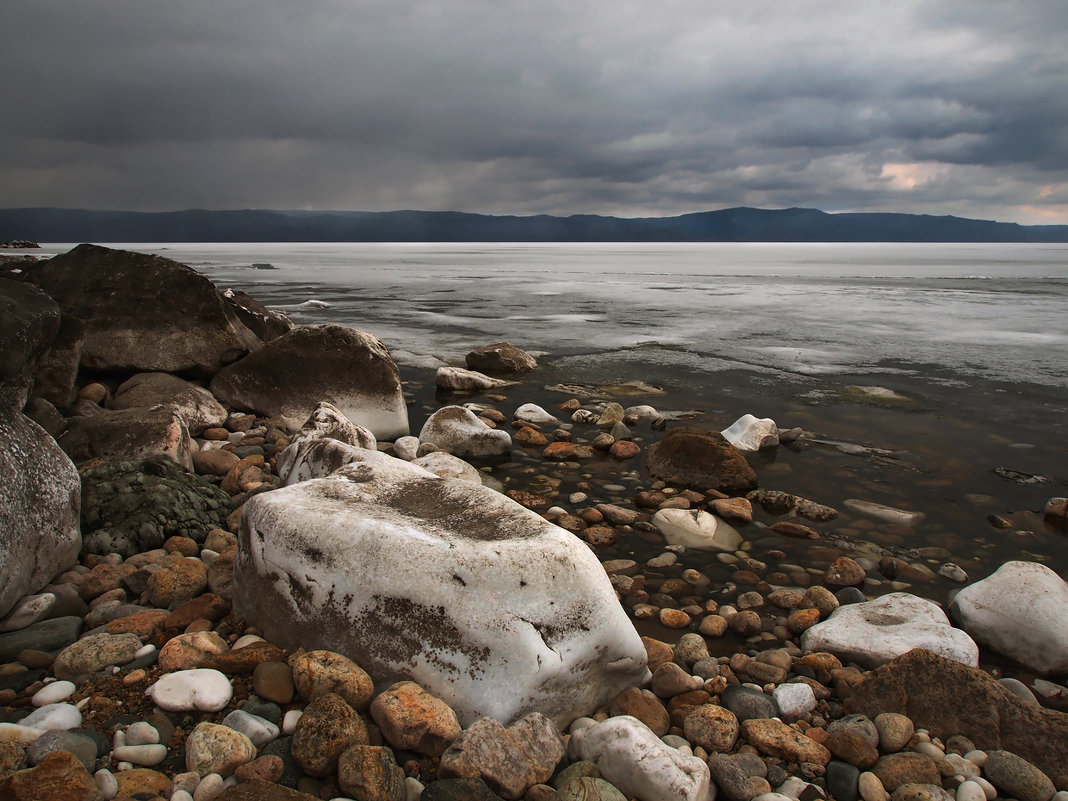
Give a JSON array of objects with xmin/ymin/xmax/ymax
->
[{"xmin": 4, "ymin": 1, "xmax": 1067, "ymax": 224}]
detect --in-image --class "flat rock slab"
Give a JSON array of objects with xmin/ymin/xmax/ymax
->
[
  {"xmin": 847, "ymin": 649, "xmax": 1068, "ymax": 787},
  {"xmin": 234, "ymin": 450, "xmax": 649, "ymax": 727},
  {"xmin": 801, "ymin": 592, "xmax": 978, "ymax": 669}
]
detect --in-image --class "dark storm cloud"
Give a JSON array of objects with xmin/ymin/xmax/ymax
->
[{"xmin": 3, "ymin": 0, "xmax": 1067, "ymax": 223}]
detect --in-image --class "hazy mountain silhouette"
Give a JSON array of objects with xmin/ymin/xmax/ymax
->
[{"xmin": 3, "ymin": 206, "xmax": 1067, "ymax": 242}]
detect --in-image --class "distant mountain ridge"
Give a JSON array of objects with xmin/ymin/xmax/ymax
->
[{"xmin": 2, "ymin": 206, "xmax": 1067, "ymax": 242}]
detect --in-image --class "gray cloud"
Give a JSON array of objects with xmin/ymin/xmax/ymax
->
[{"xmin": 3, "ymin": 0, "xmax": 1067, "ymax": 223}]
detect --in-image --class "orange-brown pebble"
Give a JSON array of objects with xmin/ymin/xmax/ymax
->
[
  {"xmin": 123, "ymin": 669, "xmax": 148, "ymax": 685},
  {"xmin": 185, "ymin": 618, "xmax": 214, "ymax": 633},
  {"xmin": 659, "ymin": 608, "xmax": 692, "ymax": 629},
  {"xmin": 787, "ymin": 607, "xmax": 822, "ymax": 635},
  {"xmin": 806, "ymin": 727, "xmax": 829, "ymax": 745},
  {"xmin": 203, "ymin": 427, "xmax": 230, "ymax": 440}
]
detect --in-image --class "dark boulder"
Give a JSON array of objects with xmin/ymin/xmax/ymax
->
[
  {"xmin": 61, "ymin": 406, "xmax": 194, "ymax": 469},
  {"xmin": 0, "ymin": 277, "xmax": 61, "ymax": 408},
  {"xmin": 646, "ymin": 427, "xmax": 758, "ymax": 494},
  {"xmin": 25, "ymin": 244, "xmax": 262, "ymax": 375},
  {"xmin": 465, "ymin": 342, "xmax": 537, "ymax": 375},
  {"xmin": 109, "ymin": 372, "xmax": 227, "ymax": 436},
  {"xmin": 210, "ymin": 324, "xmax": 409, "ymax": 439}
]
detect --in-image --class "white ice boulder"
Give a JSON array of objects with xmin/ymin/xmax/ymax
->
[
  {"xmin": 949, "ymin": 560, "xmax": 1068, "ymax": 675},
  {"xmin": 801, "ymin": 592, "xmax": 978, "ymax": 669},
  {"xmin": 419, "ymin": 405, "xmax": 512, "ymax": 460},
  {"xmin": 288, "ymin": 401, "xmax": 376, "ymax": 451},
  {"xmin": 569, "ymin": 715, "xmax": 711, "ymax": 801},
  {"xmin": 651, "ymin": 508, "xmax": 742, "ymax": 552},
  {"xmin": 435, "ymin": 366, "xmax": 517, "ymax": 392},
  {"xmin": 721, "ymin": 414, "xmax": 779, "ymax": 452},
  {"xmin": 233, "ymin": 449, "xmax": 650, "ymax": 727}
]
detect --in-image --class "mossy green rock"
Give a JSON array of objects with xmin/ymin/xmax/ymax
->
[{"xmin": 80, "ymin": 457, "xmax": 232, "ymax": 557}]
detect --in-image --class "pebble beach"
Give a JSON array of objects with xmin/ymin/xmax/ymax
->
[{"xmin": 2, "ymin": 244, "xmax": 1068, "ymax": 801}]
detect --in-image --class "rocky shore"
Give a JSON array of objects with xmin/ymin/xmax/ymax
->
[{"xmin": 2, "ymin": 244, "xmax": 1068, "ymax": 801}]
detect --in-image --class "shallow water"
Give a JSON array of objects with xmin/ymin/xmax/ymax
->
[{"xmin": 29, "ymin": 242, "xmax": 1068, "ymax": 635}]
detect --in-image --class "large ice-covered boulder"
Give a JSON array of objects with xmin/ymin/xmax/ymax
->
[
  {"xmin": 0, "ymin": 407, "xmax": 81, "ymax": 618},
  {"xmin": 234, "ymin": 449, "xmax": 649, "ymax": 727},
  {"xmin": 26, "ymin": 244, "xmax": 262, "ymax": 375},
  {"xmin": 950, "ymin": 561, "xmax": 1068, "ymax": 675},
  {"xmin": 801, "ymin": 592, "xmax": 978, "ymax": 669},
  {"xmin": 210, "ymin": 324, "xmax": 409, "ymax": 439}
]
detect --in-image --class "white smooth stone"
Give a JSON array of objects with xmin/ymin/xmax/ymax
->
[
  {"xmin": 0, "ymin": 593, "xmax": 57, "ymax": 632},
  {"xmin": 405, "ymin": 777, "xmax": 425, "ymax": 801},
  {"xmin": 135, "ymin": 644, "xmax": 157, "ymax": 659},
  {"xmin": 125, "ymin": 721, "xmax": 160, "ymax": 745},
  {"xmin": 956, "ymin": 780, "xmax": 986, "ymax": 801},
  {"xmin": 112, "ymin": 744, "xmax": 168, "ymax": 766},
  {"xmin": 915, "ymin": 740, "xmax": 944, "ymax": 759},
  {"xmin": 972, "ymin": 777, "xmax": 997, "ymax": 800},
  {"xmin": 859, "ymin": 771, "xmax": 887, "ymax": 801},
  {"xmin": 146, "ymin": 668, "xmax": 233, "ymax": 712},
  {"xmin": 231, "ymin": 634, "xmax": 265, "ymax": 650},
  {"xmin": 281, "ymin": 709, "xmax": 302, "ymax": 735},
  {"xmin": 32, "ymin": 680, "xmax": 76, "ymax": 707},
  {"xmin": 772, "ymin": 682, "xmax": 817, "ymax": 719},
  {"xmin": 221, "ymin": 709, "xmax": 279, "ymax": 747},
  {"xmin": 963, "ymin": 749, "xmax": 987, "ymax": 766},
  {"xmin": 171, "ymin": 792, "xmax": 195, "ymax": 801},
  {"xmin": 20, "ymin": 702, "xmax": 82, "ymax": 731},
  {"xmin": 113, "ymin": 730, "xmax": 126, "ymax": 749},
  {"xmin": 95, "ymin": 768, "xmax": 119, "ymax": 800},
  {"xmin": 193, "ymin": 773, "xmax": 225, "ymax": 801},
  {"xmin": 1052, "ymin": 793, "xmax": 1068, "ymax": 801}
]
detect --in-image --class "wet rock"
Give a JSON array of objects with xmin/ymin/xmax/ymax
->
[
  {"xmin": 843, "ymin": 500, "xmax": 925, "ymax": 527},
  {"xmin": 569, "ymin": 716, "xmax": 711, "ymax": 801},
  {"xmin": 710, "ymin": 497, "xmax": 753, "ymax": 524},
  {"xmin": 235, "ymin": 452, "xmax": 649, "ymax": 728},
  {"xmin": 824, "ymin": 557, "xmax": 866, "ymax": 589},
  {"xmin": 873, "ymin": 713, "xmax": 914, "ymax": 753},
  {"xmin": 438, "ymin": 713, "xmax": 565, "ymax": 800},
  {"xmin": 543, "ymin": 442, "xmax": 595, "ymax": 461},
  {"xmin": 801, "ymin": 593, "xmax": 979, "ymax": 669},
  {"xmin": 79, "ymin": 457, "xmax": 231, "ymax": 557},
  {"xmin": 0, "ymin": 408, "xmax": 81, "ymax": 619},
  {"xmin": 369, "ymin": 680, "xmax": 461, "ymax": 757},
  {"xmin": 646, "ymin": 428, "xmax": 759, "ymax": 495},
  {"xmin": 1044, "ymin": 497, "xmax": 1067, "ymax": 530},
  {"xmin": 949, "ymin": 560, "xmax": 1068, "ymax": 675},
  {"xmin": 291, "ymin": 692, "xmax": 369, "ymax": 778},
  {"xmin": 209, "ymin": 323, "xmax": 409, "ymax": 439}
]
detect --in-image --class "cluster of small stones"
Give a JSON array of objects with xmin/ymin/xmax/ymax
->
[{"xmin": 2, "ymin": 384, "xmax": 1067, "ymax": 800}]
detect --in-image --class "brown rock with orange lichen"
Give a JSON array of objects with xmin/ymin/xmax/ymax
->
[
  {"xmin": 0, "ymin": 750, "xmax": 103, "ymax": 801},
  {"xmin": 369, "ymin": 681, "xmax": 461, "ymax": 757}
]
